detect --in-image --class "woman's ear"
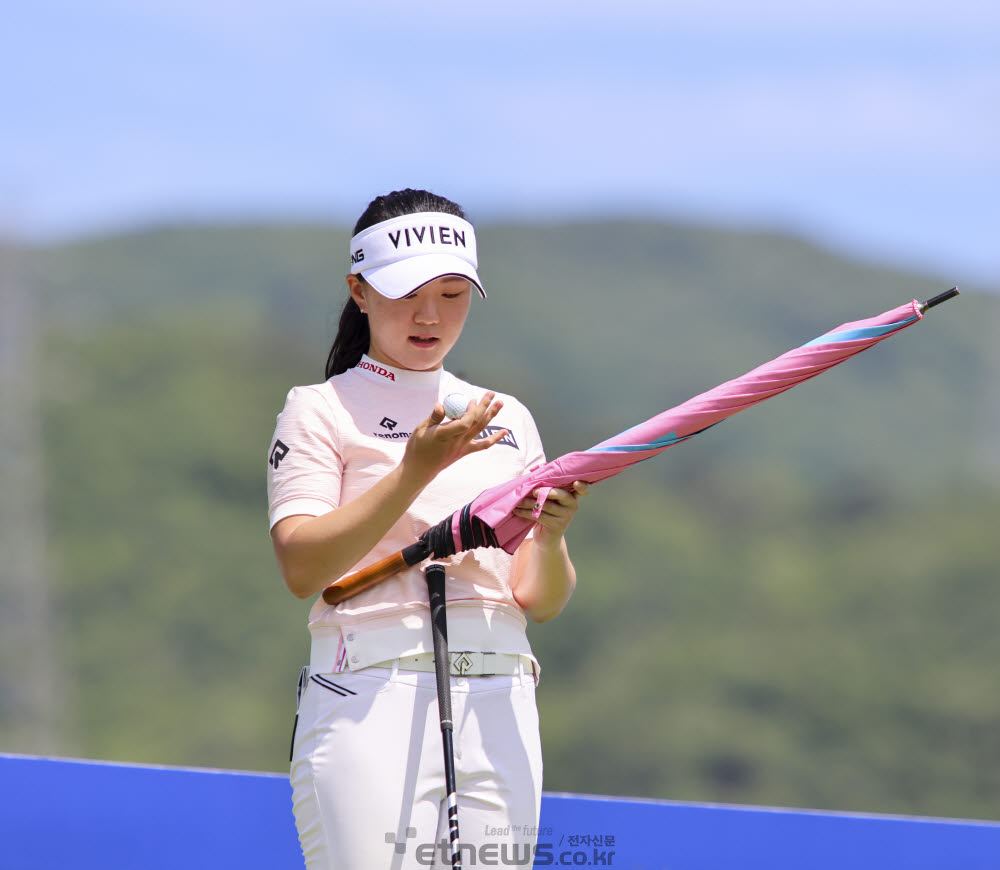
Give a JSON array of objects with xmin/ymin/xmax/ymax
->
[{"xmin": 346, "ymin": 275, "xmax": 367, "ymax": 313}]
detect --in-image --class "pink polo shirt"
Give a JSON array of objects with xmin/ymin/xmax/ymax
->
[{"xmin": 267, "ymin": 356, "xmax": 546, "ymax": 669}]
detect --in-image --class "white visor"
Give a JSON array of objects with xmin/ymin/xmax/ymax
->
[{"xmin": 349, "ymin": 212, "xmax": 486, "ymax": 300}]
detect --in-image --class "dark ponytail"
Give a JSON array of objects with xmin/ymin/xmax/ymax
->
[{"xmin": 324, "ymin": 189, "xmax": 467, "ymax": 379}]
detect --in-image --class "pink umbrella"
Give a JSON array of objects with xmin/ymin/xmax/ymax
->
[{"xmin": 323, "ymin": 289, "xmax": 959, "ymax": 605}]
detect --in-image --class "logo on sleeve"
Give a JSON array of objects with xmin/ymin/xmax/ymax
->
[{"xmin": 269, "ymin": 439, "xmax": 290, "ymax": 469}]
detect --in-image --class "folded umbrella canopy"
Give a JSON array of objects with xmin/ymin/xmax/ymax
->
[{"xmin": 323, "ymin": 289, "xmax": 959, "ymax": 605}]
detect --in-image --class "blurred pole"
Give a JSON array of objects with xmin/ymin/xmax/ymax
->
[
  {"xmin": 0, "ymin": 238, "xmax": 61, "ymax": 751},
  {"xmin": 984, "ymin": 301, "xmax": 1000, "ymax": 482}
]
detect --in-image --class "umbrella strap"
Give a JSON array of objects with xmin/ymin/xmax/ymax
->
[
  {"xmin": 457, "ymin": 505, "xmax": 500, "ymax": 551},
  {"xmin": 423, "ymin": 516, "xmax": 458, "ymax": 559},
  {"xmin": 530, "ymin": 486, "xmax": 552, "ymax": 520}
]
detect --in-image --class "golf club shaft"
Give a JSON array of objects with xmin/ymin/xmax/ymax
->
[{"xmin": 426, "ymin": 563, "xmax": 462, "ymax": 869}]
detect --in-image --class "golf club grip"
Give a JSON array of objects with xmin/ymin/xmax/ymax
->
[
  {"xmin": 426, "ymin": 564, "xmax": 454, "ymax": 727},
  {"xmin": 321, "ymin": 541, "xmax": 429, "ymax": 605}
]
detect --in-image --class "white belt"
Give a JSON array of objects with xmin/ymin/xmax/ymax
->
[
  {"xmin": 380, "ymin": 651, "xmax": 525, "ymax": 677},
  {"xmin": 308, "ymin": 625, "xmax": 538, "ymax": 677}
]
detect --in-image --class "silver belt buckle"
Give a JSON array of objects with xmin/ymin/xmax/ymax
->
[
  {"xmin": 450, "ymin": 651, "xmax": 477, "ymax": 675},
  {"xmin": 449, "ymin": 651, "xmax": 501, "ymax": 676}
]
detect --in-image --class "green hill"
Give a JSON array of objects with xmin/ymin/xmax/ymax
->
[{"xmin": 5, "ymin": 219, "xmax": 998, "ymax": 820}]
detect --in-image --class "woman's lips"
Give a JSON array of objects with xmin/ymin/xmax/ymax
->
[{"xmin": 409, "ymin": 336, "xmax": 439, "ymax": 349}]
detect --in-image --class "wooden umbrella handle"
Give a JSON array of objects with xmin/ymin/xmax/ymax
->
[
  {"xmin": 321, "ymin": 538, "xmax": 432, "ymax": 605},
  {"xmin": 321, "ymin": 551, "xmax": 410, "ymax": 605}
]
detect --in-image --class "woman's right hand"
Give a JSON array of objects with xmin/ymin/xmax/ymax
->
[{"xmin": 402, "ymin": 391, "xmax": 508, "ymax": 482}]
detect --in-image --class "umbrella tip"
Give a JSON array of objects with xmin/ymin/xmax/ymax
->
[{"xmin": 919, "ymin": 287, "xmax": 959, "ymax": 313}]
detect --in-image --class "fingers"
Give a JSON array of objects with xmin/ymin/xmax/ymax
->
[
  {"xmin": 511, "ymin": 482, "xmax": 588, "ymax": 531},
  {"xmin": 469, "ymin": 429, "xmax": 507, "ymax": 453},
  {"xmin": 436, "ymin": 391, "xmax": 500, "ymax": 428},
  {"xmin": 530, "ymin": 483, "xmax": 589, "ymax": 511},
  {"xmin": 407, "ymin": 392, "xmax": 508, "ymax": 480},
  {"xmin": 462, "ymin": 391, "xmax": 503, "ymax": 433},
  {"xmin": 436, "ymin": 391, "xmax": 506, "ymax": 449},
  {"xmin": 515, "ymin": 490, "xmax": 571, "ymax": 518}
]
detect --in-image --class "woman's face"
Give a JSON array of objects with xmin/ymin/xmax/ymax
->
[{"xmin": 349, "ymin": 275, "xmax": 473, "ymax": 372}]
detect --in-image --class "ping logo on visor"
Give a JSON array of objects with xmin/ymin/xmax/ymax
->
[{"xmin": 349, "ymin": 211, "xmax": 486, "ymax": 300}]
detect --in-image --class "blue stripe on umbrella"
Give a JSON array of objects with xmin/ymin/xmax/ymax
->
[
  {"xmin": 802, "ymin": 315, "xmax": 919, "ymax": 347},
  {"xmin": 587, "ymin": 423, "xmax": 719, "ymax": 454}
]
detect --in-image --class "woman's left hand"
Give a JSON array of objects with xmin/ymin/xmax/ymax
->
[{"xmin": 512, "ymin": 481, "xmax": 589, "ymax": 549}]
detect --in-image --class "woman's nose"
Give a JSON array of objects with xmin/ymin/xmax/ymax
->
[{"xmin": 414, "ymin": 300, "xmax": 439, "ymax": 324}]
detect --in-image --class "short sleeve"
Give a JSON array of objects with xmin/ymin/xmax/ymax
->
[
  {"xmin": 267, "ymin": 386, "xmax": 343, "ymax": 530},
  {"xmin": 516, "ymin": 402, "xmax": 546, "ymax": 474}
]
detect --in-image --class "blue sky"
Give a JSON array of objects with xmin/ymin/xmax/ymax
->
[{"xmin": 4, "ymin": 1, "xmax": 998, "ymax": 287}]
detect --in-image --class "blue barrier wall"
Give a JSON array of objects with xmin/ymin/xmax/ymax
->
[{"xmin": 2, "ymin": 754, "xmax": 998, "ymax": 869}]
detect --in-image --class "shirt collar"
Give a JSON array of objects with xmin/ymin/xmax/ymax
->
[{"xmin": 353, "ymin": 354, "xmax": 444, "ymax": 390}]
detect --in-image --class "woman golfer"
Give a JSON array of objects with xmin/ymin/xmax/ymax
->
[{"xmin": 267, "ymin": 189, "xmax": 587, "ymax": 868}]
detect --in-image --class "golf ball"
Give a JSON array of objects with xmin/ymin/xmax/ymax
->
[{"xmin": 443, "ymin": 393, "xmax": 470, "ymax": 419}]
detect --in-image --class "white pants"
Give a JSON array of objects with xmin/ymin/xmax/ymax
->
[{"xmin": 290, "ymin": 662, "xmax": 543, "ymax": 869}]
